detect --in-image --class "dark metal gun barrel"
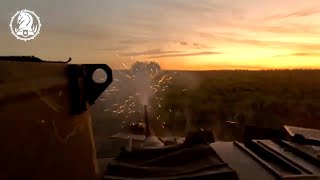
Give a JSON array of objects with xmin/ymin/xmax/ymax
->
[{"xmin": 144, "ymin": 105, "xmax": 151, "ymax": 137}]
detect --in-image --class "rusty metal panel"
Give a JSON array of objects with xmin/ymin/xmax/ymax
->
[{"xmin": 0, "ymin": 57, "xmax": 113, "ymax": 180}]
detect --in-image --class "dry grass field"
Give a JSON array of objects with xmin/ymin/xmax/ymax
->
[{"xmin": 92, "ymin": 69, "xmax": 320, "ymax": 142}]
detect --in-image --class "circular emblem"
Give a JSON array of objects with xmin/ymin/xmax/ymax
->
[{"xmin": 9, "ymin": 9, "xmax": 41, "ymax": 41}]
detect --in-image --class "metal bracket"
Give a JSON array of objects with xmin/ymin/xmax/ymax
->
[
  {"xmin": 83, "ymin": 64, "xmax": 113, "ymax": 105},
  {"xmin": 67, "ymin": 64, "xmax": 113, "ymax": 115}
]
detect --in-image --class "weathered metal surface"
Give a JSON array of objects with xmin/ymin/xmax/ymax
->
[
  {"xmin": 212, "ymin": 139, "xmax": 320, "ymax": 180},
  {"xmin": 102, "ymin": 126, "xmax": 320, "ymax": 180},
  {"xmin": 0, "ymin": 57, "xmax": 112, "ymax": 180},
  {"xmin": 284, "ymin": 126, "xmax": 320, "ymax": 141}
]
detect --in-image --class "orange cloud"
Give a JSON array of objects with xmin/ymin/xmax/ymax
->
[
  {"xmin": 147, "ymin": 51, "xmax": 222, "ymax": 58},
  {"xmin": 119, "ymin": 49, "xmax": 182, "ymax": 56},
  {"xmin": 275, "ymin": 52, "xmax": 320, "ymax": 57},
  {"xmin": 264, "ymin": 8, "xmax": 320, "ymax": 20}
]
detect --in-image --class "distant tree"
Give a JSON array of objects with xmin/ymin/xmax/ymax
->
[{"xmin": 131, "ymin": 61, "xmax": 161, "ymax": 74}]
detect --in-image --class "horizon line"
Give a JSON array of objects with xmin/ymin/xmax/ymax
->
[{"xmin": 114, "ymin": 68, "xmax": 320, "ymax": 71}]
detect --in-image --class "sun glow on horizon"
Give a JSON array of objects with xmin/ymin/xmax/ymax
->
[{"xmin": 1, "ymin": 0, "xmax": 320, "ymax": 70}]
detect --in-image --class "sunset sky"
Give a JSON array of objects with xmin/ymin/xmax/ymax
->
[{"xmin": 1, "ymin": 0, "xmax": 320, "ymax": 70}]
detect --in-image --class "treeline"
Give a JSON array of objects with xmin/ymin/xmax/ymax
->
[
  {"xmin": 152, "ymin": 70, "xmax": 320, "ymax": 139},
  {"xmin": 91, "ymin": 68, "xmax": 320, "ymax": 141}
]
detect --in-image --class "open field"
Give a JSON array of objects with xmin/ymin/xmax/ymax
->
[{"xmin": 92, "ymin": 70, "xmax": 320, "ymax": 142}]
